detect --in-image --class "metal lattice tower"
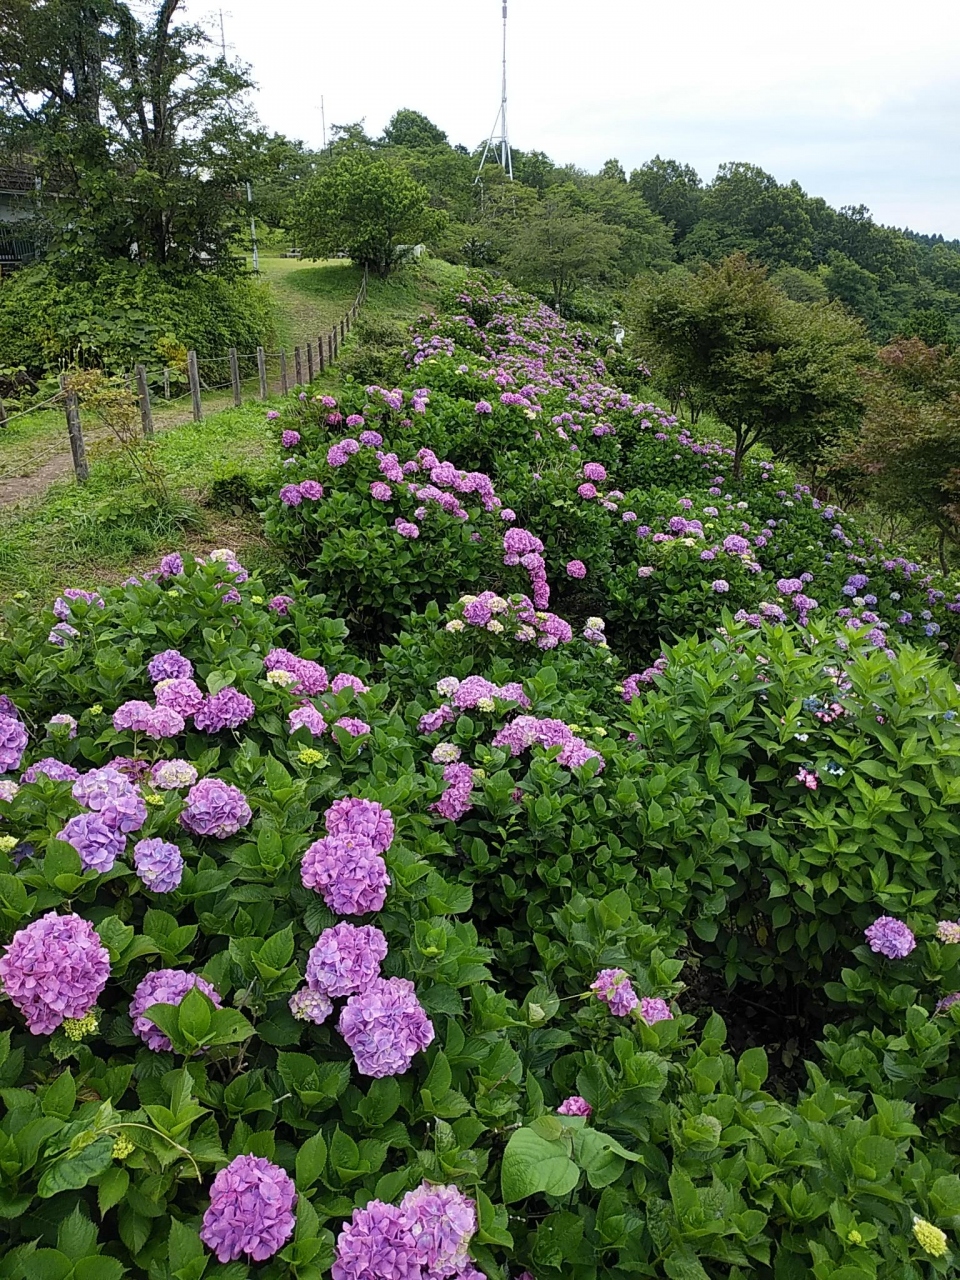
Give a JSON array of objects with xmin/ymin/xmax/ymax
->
[{"xmin": 477, "ymin": 1, "xmax": 513, "ymax": 181}]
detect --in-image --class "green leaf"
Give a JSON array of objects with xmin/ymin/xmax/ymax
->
[
  {"xmin": 501, "ymin": 1127, "xmax": 579, "ymax": 1203},
  {"xmin": 20, "ymin": 1249, "xmax": 73, "ymax": 1280},
  {"xmin": 42, "ymin": 1069, "xmax": 76, "ymax": 1120},
  {"xmin": 56, "ymin": 1206, "xmax": 98, "ymax": 1261},
  {"xmin": 97, "ymin": 1165, "xmax": 129, "ymax": 1217},
  {"xmin": 295, "ymin": 1132, "xmax": 327, "ymax": 1189},
  {"xmin": 177, "ymin": 986, "xmax": 213, "ymax": 1045},
  {"xmin": 737, "ymin": 1047, "xmax": 769, "ymax": 1091},
  {"xmin": 37, "ymin": 1137, "xmax": 113, "ymax": 1198}
]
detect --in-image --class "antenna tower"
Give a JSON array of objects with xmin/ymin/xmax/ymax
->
[{"xmin": 476, "ymin": 1, "xmax": 513, "ymax": 181}]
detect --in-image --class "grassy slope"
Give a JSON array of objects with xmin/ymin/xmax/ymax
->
[{"xmin": 0, "ymin": 257, "xmax": 465, "ymax": 600}]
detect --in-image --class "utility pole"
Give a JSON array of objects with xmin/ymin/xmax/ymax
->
[
  {"xmin": 246, "ymin": 181, "xmax": 259, "ymax": 274},
  {"xmin": 321, "ymin": 95, "xmax": 328, "ymax": 150}
]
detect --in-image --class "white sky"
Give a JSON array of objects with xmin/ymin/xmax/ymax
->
[{"xmin": 213, "ymin": 0, "xmax": 960, "ymax": 238}]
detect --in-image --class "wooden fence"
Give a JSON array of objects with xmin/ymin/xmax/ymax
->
[{"xmin": 51, "ymin": 266, "xmax": 369, "ymax": 482}]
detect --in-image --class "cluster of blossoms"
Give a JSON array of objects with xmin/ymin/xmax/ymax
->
[
  {"xmin": 300, "ymin": 797, "xmax": 393, "ymax": 916},
  {"xmin": 591, "ymin": 968, "xmax": 673, "ymax": 1024},
  {"xmin": 129, "ymin": 968, "xmax": 222, "ymax": 1051},
  {"xmin": 333, "ymin": 1181, "xmax": 480, "ymax": 1280},
  {"xmin": 0, "ymin": 709, "xmax": 28, "ymax": 774},
  {"xmin": 432, "ymin": 762, "xmax": 476, "ymax": 822},
  {"xmin": 53, "ymin": 763, "xmax": 149, "ymax": 873},
  {"xmin": 502, "ymin": 527, "xmax": 549, "ymax": 609},
  {"xmin": 418, "ymin": 675, "xmax": 530, "ymax": 736},
  {"xmin": 279, "ymin": 480, "xmax": 324, "ymax": 506},
  {"xmin": 295, "ymin": 799, "xmax": 435, "ymax": 1077},
  {"xmin": 180, "ymin": 778, "xmax": 252, "ymax": 839},
  {"xmin": 200, "ymin": 1155, "xmax": 297, "ymax": 1263},
  {"xmin": 444, "ymin": 593, "xmax": 574, "ymax": 651},
  {"xmin": 621, "ymin": 656, "xmax": 670, "ymax": 702},
  {"xmin": 0, "ymin": 911, "xmax": 110, "ymax": 1034},
  {"xmin": 492, "ymin": 715, "xmax": 604, "ymax": 771},
  {"xmin": 865, "ymin": 916, "xmax": 917, "ymax": 959}
]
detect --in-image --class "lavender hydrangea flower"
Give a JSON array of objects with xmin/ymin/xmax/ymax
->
[
  {"xmin": 194, "ymin": 688, "xmax": 255, "ymax": 733},
  {"xmin": 400, "ymin": 1181, "xmax": 477, "ymax": 1276},
  {"xmin": 0, "ymin": 912, "xmax": 110, "ymax": 1034},
  {"xmin": 864, "ymin": 916, "xmax": 916, "ymax": 959},
  {"xmin": 269, "ymin": 595, "xmax": 294, "ymax": 615},
  {"xmin": 566, "ymin": 560, "xmax": 587, "ymax": 579},
  {"xmin": 22, "ymin": 758, "xmax": 80, "ymax": 784},
  {"xmin": 591, "ymin": 968, "xmax": 639, "ymax": 1017},
  {"xmin": 289, "ymin": 704, "xmax": 327, "ymax": 737},
  {"xmin": 47, "ymin": 714, "xmax": 77, "ymax": 739},
  {"xmin": 129, "ymin": 968, "xmax": 221, "ymax": 1052},
  {"xmin": 557, "ymin": 1095, "xmax": 592, "ymax": 1117},
  {"xmin": 324, "ymin": 797, "xmax": 394, "ymax": 853},
  {"xmin": 199, "ymin": 1155, "xmax": 297, "ymax": 1263},
  {"xmin": 151, "ymin": 759, "xmax": 198, "ymax": 790},
  {"xmin": 331, "ymin": 673, "xmax": 370, "ymax": 696},
  {"xmin": 335, "ymin": 717, "xmax": 370, "ymax": 738},
  {"xmin": 0, "ymin": 779, "xmax": 18, "ymax": 801},
  {"xmin": 180, "ymin": 778, "xmax": 252, "ymax": 838},
  {"xmin": 640, "ymin": 997, "xmax": 673, "ymax": 1024},
  {"xmin": 148, "ymin": 650, "xmax": 193, "ymax": 682},
  {"xmin": 0, "ymin": 713, "xmax": 28, "ymax": 773},
  {"xmin": 370, "ymin": 481, "xmax": 392, "ymax": 500},
  {"xmin": 289, "ymin": 987, "xmax": 334, "ymax": 1024},
  {"xmin": 56, "ymin": 814, "xmax": 126, "ymax": 872},
  {"xmin": 155, "ymin": 678, "xmax": 204, "ymax": 718},
  {"xmin": 305, "ymin": 923, "xmax": 388, "ymax": 998},
  {"xmin": 338, "ymin": 976, "xmax": 434, "ymax": 1077},
  {"xmin": 159, "ymin": 553, "xmax": 183, "ymax": 577},
  {"xmin": 301, "ymin": 833, "xmax": 390, "ymax": 915},
  {"xmin": 134, "ymin": 838, "xmax": 184, "ymax": 893},
  {"xmin": 279, "ymin": 483, "xmax": 302, "ymax": 506},
  {"xmin": 333, "ymin": 1201, "xmax": 419, "ymax": 1280}
]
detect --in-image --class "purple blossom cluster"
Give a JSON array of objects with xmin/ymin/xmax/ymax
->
[
  {"xmin": 0, "ymin": 911, "xmax": 110, "ymax": 1034},
  {"xmin": 432, "ymin": 763, "xmax": 475, "ymax": 822},
  {"xmin": 591, "ymin": 968, "xmax": 638, "ymax": 1016},
  {"xmin": 113, "ymin": 699, "xmax": 185, "ymax": 739},
  {"xmin": 129, "ymin": 967, "xmax": 222, "ymax": 1051},
  {"xmin": 332, "ymin": 1182, "xmax": 476, "ymax": 1280},
  {"xmin": 865, "ymin": 916, "xmax": 916, "ymax": 959},
  {"xmin": 200, "ymin": 1155, "xmax": 297, "ymax": 1263},
  {"xmin": 502, "ymin": 527, "xmax": 549, "ymax": 608},
  {"xmin": 180, "ymin": 778, "xmax": 252, "ymax": 838},
  {"xmin": 301, "ymin": 831, "xmax": 390, "ymax": 915},
  {"xmin": 338, "ymin": 976, "xmax": 435, "ymax": 1077},
  {"xmin": 193, "ymin": 687, "xmax": 256, "ymax": 733},
  {"xmin": 492, "ymin": 715, "xmax": 603, "ymax": 771},
  {"xmin": 0, "ymin": 712, "xmax": 28, "ymax": 774},
  {"xmin": 133, "ymin": 838, "xmax": 184, "ymax": 893},
  {"xmin": 305, "ymin": 922, "xmax": 388, "ymax": 997},
  {"xmin": 264, "ymin": 647, "xmax": 329, "ymax": 696}
]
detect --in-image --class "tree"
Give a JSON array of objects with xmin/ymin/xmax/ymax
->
[
  {"xmin": 599, "ymin": 157, "xmax": 626, "ymax": 182},
  {"xmin": 0, "ymin": 0, "xmax": 256, "ymax": 274},
  {"xmin": 297, "ymin": 152, "xmax": 443, "ymax": 276},
  {"xmin": 501, "ymin": 193, "xmax": 621, "ymax": 313},
  {"xmin": 629, "ymin": 156, "xmax": 702, "ymax": 242},
  {"xmin": 629, "ymin": 253, "xmax": 870, "ymax": 476},
  {"xmin": 683, "ymin": 163, "xmax": 815, "ymax": 269},
  {"xmin": 382, "ymin": 109, "xmax": 447, "ymax": 149},
  {"xmin": 843, "ymin": 338, "xmax": 960, "ymax": 569}
]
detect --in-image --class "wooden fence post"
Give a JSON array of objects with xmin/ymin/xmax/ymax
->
[
  {"xmin": 257, "ymin": 347, "xmax": 268, "ymax": 400},
  {"xmin": 345, "ymin": 313, "xmax": 351, "ymax": 334},
  {"xmin": 187, "ymin": 350, "xmax": 202, "ymax": 422},
  {"xmin": 317, "ymin": 337, "xmax": 325, "ymax": 374},
  {"xmin": 340, "ymin": 318, "xmax": 346, "ymax": 343},
  {"xmin": 279, "ymin": 350, "xmax": 289, "ymax": 395},
  {"xmin": 328, "ymin": 331, "xmax": 334, "ymax": 365},
  {"xmin": 163, "ymin": 368, "xmax": 171, "ymax": 400},
  {"xmin": 0, "ymin": 397, "xmax": 7, "ymax": 427},
  {"xmin": 134, "ymin": 363, "xmax": 154, "ymax": 438},
  {"xmin": 59, "ymin": 375, "xmax": 89, "ymax": 483},
  {"xmin": 229, "ymin": 348, "xmax": 242, "ymax": 407},
  {"xmin": 332, "ymin": 328, "xmax": 338, "ymax": 361},
  {"xmin": 294, "ymin": 347, "xmax": 303, "ymax": 385},
  {"xmin": 306, "ymin": 340, "xmax": 314, "ymax": 383}
]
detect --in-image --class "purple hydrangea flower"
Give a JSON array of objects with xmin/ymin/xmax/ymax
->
[
  {"xmin": 289, "ymin": 987, "xmax": 334, "ymax": 1024},
  {"xmin": 305, "ymin": 923, "xmax": 388, "ymax": 998},
  {"xmin": 22, "ymin": 757, "xmax": 80, "ymax": 784},
  {"xmin": 194, "ymin": 688, "xmax": 256, "ymax": 733},
  {"xmin": 268, "ymin": 595, "xmax": 294, "ymax": 615},
  {"xmin": 300, "ymin": 480, "xmax": 324, "ymax": 500},
  {"xmin": 180, "ymin": 778, "xmax": 252, "ymax": 838},
  {"xmin": 583, "ymin": 462, "xmax": 607, "ymax": 482},
  {"xmin": 865, "ymin": 916, "xmax": 916, "ymax": 959},
  {"xmin": 591, "ymin": 968, "xmax": 638, "ymax": 1017},
  {"xmin": 325, "ymin": 797, "xmax": 395, "ymax": 852},
  {"xmin": 148, "ymin": 650, "xmax": 193, "ymax": 682},
  {"xmin": 129, "ymin": 968, "xmax": 221, "ymax": 1052},
  {"xmin": 159, "ymin": 553, "xmax": 183, "ymax": 577},
  {"xmin": 199, "ymin": 1155, "xmax": 297, "ymax": 1263},
  {"xmin": 279, "ymin": 483, "xmax": 302, "ymax": 507},
  {"xmin": 335, "ymin": 717, "xmax": 370, "ymax": 738},
  {"xmin": 155, "ymin": 678, "xmax": 204, "ymax": 718},
  {"xmin": 640, "ymin": 997, "xmax": 673, "ymax": 1024},
  {"xmin": 370, "ymin": 482, "xmax": 392, "ymax": 501},
  {"xmin": 711, "ymin": 579, "xmax": 729, "ymax": 594},
  {"xmin": 338, "ymin": 976, "xmax": 435, "ymax": 1077},
  {"xmin": 289, "ymin": 704, "xmax": 327, "ymax": 737},
  {"xmin": 566, "ymin": 560, "xmax": 587, "ymax": 579},
  {"xmin": 400, "ymin": 1182, "xmax": 477, "ymax": 1276},
  {"xmin": 301, "ymin": 833, "xmax": 390, "ymax": 915},
  {"xmin": 56, "ymin": 814, "xmax": 126, "ymax": 872},
  {"xmin": 281, "ymin": 430, "xmax": 301, "ymax": 448},
  {"xmin": 0, "ymin": 714, "xmax": 28, "ymax": 773},
  {"xmin": 151, "ymin": 759, "xmax": 199, "ymax": 790},
  {"xmin": 0, "ymin": 911, "xmax": 110, "ymax": 1034},
  {"xmin": 134, "ymin": 838, "xmax": 184, "ymax": 893},
  {"xmin": 557, "ymin": 1095, "xmax": 592, "ymax": 1117},
  {"xmin": 394, "ymin": 519, "xmax": 420, "ymax": 540},
  {"xmin": 333, "ymin": 1201, "xmax": 419, "ymax": 1280}
]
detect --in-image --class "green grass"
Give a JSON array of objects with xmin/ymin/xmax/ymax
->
[
  {"xmin": 258, "ymin": 256, "xmax": 364, "ymax": 349},
  {"xmin": 0, "ymin": 256, "xmax": 466, "ymax": 600}
]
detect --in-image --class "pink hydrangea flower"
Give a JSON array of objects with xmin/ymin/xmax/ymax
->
[
  {"xmin": 0, "ymin": 912, "xmax": 110, "ymax": 1034},
  {"xmin": 200, "ymin": 1155, "xmax": 296, "ymax": 1263}
]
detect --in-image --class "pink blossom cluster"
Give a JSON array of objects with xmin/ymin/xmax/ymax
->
[
  {"xmin": 502, "ymin": 527, "xmax": 549, "ymax": 608},
  {"xmin": 200, "ymin": 1155, "xmax": 297, "ymax": 1263},
  {"xmin": 129, "ymin": 967, "xmax": 222, "ymax": 1051},
  {"xmin": 0, "ymin": 911, "xmax": 110, "ymax": 1034},
  {"xmin": 432, "ymin": 762, "xmax": 476, "ymax": 822},
  {"xmin": 333, "ymin": 1181, "xmax": 477, "ymax": 1279},
  {"xmin": 300, "ymin": 798, "xmax": 393, "ymax": 915},
  {"xmin": 492, "ymin": 715, "xmax": 604, "ymax": 771},
  {"xmin": 622, "ymin": 656, "xmax": 669, "ymax": 701}
]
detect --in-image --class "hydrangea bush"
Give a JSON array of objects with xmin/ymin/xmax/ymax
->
[{"xmin": 2, "ymin": 281, "xmax": 960, "ymax": 1278}]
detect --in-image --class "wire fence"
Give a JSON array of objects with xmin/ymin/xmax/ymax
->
[{"xmin": 0, "ymin": 267, "xmax": 369, "ymax": 487}]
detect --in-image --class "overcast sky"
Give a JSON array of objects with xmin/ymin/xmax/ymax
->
[{"xmin": 216, "ymin": 0, "xmax": 960, "ymax": 238}]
